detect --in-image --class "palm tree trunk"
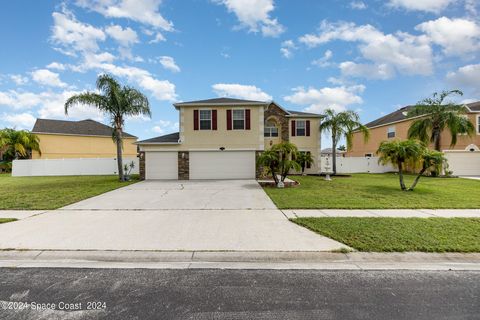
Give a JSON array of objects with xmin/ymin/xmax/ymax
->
[
  {"xmin": 398, "ymin": 162, "xmax": 407, "ymax": 191},
  {"xmin": 115, "ymin": 128, "xmax": 124, "ymax": 181},
  {"xmin": 408, "ymin": 167, "xmax": 427, "ymax": 191},
  {"xmin": 331, "ymin": 134, "xmax": 337, "ymax": 175},
  {"xmin": 433, "ymin": 129, "xmax": 441, "ymax": 151}
]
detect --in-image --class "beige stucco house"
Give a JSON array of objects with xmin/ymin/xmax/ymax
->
[
  {"xmin": 31, "ymin": 119, "xmax": 138, "ymax": 159},
  {"xmin": 136, "ymin": 98, "xmax": 322, "ymax": 180},
  {"xmin": 347, "ymin": 101, "xmax": 480, "ymax": 175}
]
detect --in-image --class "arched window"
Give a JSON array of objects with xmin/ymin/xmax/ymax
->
[{"xmin": 264, "ymin": 120, "xmax": 279, "ymax": 137}]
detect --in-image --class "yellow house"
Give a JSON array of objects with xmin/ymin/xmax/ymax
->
[
  {"xmin": 136, "ymin": 98, "xmax": 322, "ymax": 180},
  {"xmin": 31, "ymin": 119, "xmax": 138, "ymax": 159}
]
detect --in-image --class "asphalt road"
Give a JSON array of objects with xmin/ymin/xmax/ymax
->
[{"xmin": 0, "ymin": 268, "xmax": 478, "ymax": 320}]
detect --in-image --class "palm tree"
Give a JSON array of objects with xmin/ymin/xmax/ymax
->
[
  {"xmin": 320, "ymin": 109, "xmax": 369, "ymax": 175},
  {"xmin": 65, "ymin": 74, "xmax": 151, "ymax": 181},
  {"xmin": 296, "ymin": 151, "xmax": 314, "ymax": 175},
  {"xmin": 257, "ymin": 142, "xmax": 301, "ymax": 187},
  {"xmin": 376, "ymin": 139, "xmax": 425, "ymax": 191},
  {"xmin": 408, "ymin": 149, "xmax": 446, "ymax": 191},
  {"xmin": 0, "ymin": 128, "xmax": 41, "ymax": 161},
  {"xmin": 407, "ymin": 90, "xmax": 474, "ymax": 151}
]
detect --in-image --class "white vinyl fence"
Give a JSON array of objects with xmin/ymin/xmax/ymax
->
[
  {"xmin": 12, "ymin": 158, "xmax": 139, "ymax": 177},
  {"xmin": 320, "ymin": 156, "xmax": 395, "ymax": 174}
]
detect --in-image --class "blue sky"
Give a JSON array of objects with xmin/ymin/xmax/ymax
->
[{"xmin": 0, "ymin": 0, "xmax": 479, "ymax": 146}]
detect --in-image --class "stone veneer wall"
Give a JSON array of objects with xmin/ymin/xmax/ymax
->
[
  {"xmin": 139, "ymin": 151, "xmax": 145, "ymax": 180},
  {"xmin": 264, "ymin": 103, "xmax": 289, "ymax": 142},
  {"xmin": 178, "ymin": 151, "xmax": 189, "ymax": 180}
]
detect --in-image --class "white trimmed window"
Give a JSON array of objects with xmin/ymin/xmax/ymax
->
[
  {"xmin": 264, "ymin": 120, "xmax": 279, "ymax": 137},
  {"xmin": 232, "ymin": 109, "xmax": 245, "ymax": 130},
  {"xmin": 199, "ymin": 110, "xmax": 212, "ymax": 130},
  {"xmin": 387, "ymin": 126, "xmax": 396, "ymax": 138},
  {"xmin": 296, "ymin": 120, "xmax": 306, "ymax": 136},
  {"xmin": 477, "ymin": 115, "xmax": 480, "ymax": 134}
]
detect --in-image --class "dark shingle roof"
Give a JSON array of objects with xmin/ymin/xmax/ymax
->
[
  {"xmin": 137, "ymin": 132, "xmax": 180, "ymax": 144},
  {"xmin": 32, "ymin": 119, "xmax": 136, "ymax": 138},
  {"xmin": 174, "ymin": 97, "xmax": 268, "ymax": 106},
  {"xmin": 287, "ymin": 110, "xmax": 322, "ymax": 117},
  {"xmin": 365, "ymin": 101, "xmax": 480, "ymax": 128}
]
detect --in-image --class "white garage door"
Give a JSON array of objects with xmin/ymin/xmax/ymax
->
[
  {"xmin": 145, "ymin": 152, "xmax": 178, "ymax": 179},
  {"xmin": 445, "ymin": 152, "xmax": 480, "ymax": 176},
  {"xmin": 190, "ymin": 151, "xmax": 255, "ymax": 180}
]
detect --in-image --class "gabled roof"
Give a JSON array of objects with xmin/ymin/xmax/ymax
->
[
  {"xmin": 32, "ymin": 119, "xmax": 137, "ymax": 138},
  {"xmin": 287, "ymin": 110, "xmax": 323, "ymax": 118},
  {"xmin": 174, "ymin": 97, "xmax": 268, "ymax": 107},
  {"xmin": 365, "ymin": 101, "xmax": 480, "ymax": 128},
  {"xmin": 136, "ymin": 132, "xmax": 180, "ymax": 144}
]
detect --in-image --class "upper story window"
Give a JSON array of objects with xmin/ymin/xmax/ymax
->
[
  {"xmin": 296, "ymin": 120, "xmax": 306, "ymax": 136},
  {"xmin": 387, "ymin": 126, "xmax": 396, "ymax": 138},
  {"xmin": 199, "ymin": 110, "xmax": 212, "ymax": 130},
  {"xmin": 232, "ymin": 109, "xmax": 245, "ymax": 130},
  {"xmin": 477, "ymin": 115, "xmax": 480, "ymax": 134},
  {"xmin": 264, "ymin": 120, "xmax": 279, "ymax": 137}
]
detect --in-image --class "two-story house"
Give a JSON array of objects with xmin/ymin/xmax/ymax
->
[{"xmin": 136, "ymin": 98, "xmax": 322, "ymax": 180}]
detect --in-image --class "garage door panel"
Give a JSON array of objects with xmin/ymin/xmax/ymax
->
[
  {"xmin": 146, "ymin": 152, "xmax": 178, "ymax": 179},
  {"xmin": 190, "ymin": 151, "xmax": 255, "ymax": 180},
  {"xmin": 445, "ymin": 152, "xmax": 480, "ymax": 176}
]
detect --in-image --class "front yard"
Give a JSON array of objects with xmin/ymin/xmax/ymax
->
[
  {"xmin": 293, "ymin": 217, "xmax": 480, "ymax": 252},
  {"xmin": 264, "ymin": 173, "xmax": 480, "ymax": 209},
  {"xmin": 0, "ymin": 174, "xmax": 138, "ymax": 210},
  {"xmin": 0, "ymin": 218, "xmax": 17, "ymax": 224}
]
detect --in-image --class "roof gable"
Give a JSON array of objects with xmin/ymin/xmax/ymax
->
[
  {"xmin": 32, "ymin": 119, "xmax": 137, "ymax": 138},
  {"xmin": 174, "ymin": 97, "xmax": 268, "ymax": 107}
]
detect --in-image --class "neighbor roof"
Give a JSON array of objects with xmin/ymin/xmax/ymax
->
[
  {"xmin": 136, "ymin": 132, "xmax": 180, "ymax": 144},
  {"xmin": 174, "ymin": 97, "xmax": 268, "ymax": 107},
  {"xmin": 365, "ymin": 101, "xmax": 480, "ymax": 128},
  {"xmin": 32, "ymin": 119, "xmax": 137, "ymax": 138}
]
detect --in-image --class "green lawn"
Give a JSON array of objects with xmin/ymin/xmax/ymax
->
[
  {"xmin": 0, "ymin": 218, "xmax": 17, "ymax": 224},
  {"xmin": 0, "ymin": 174, "xmax": 138, "ymax": 210},
  {"xmin": 293, "ymin": 217, "xmax": 480, "ymax": 252},
  {"xmin": 264, "ymin": 174, "xmax": 480, "ymax": 209}
]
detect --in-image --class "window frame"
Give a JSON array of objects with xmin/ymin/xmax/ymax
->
[
  {"xmin": 387, "ymin": 126, "xmax": 396, "ymax": 138},
  {"xmin": 199, "ymin": 109, "xmax": 212, "ymax": 130},
  {"xmin": 296, "ymin": 120, "xmax": 306, "ymax": 136},
  {"xmin": 477, "ymin": 115, "xmax": 480, "ymax": 135},
  {"xmin": 264, "ymin": 121, "xmax": 279, "ymax": 137},
  {"xmin": 232, "ymin": 109, "xmax": 246, "ymax": 130}
]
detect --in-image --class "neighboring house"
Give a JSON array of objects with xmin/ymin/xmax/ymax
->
[
  {"xmin": 31, "ymin": 119, "xmax": 138, "ymax": 159},
  {"xmin": 136, "ymin": 98, "xmax": 322, "ymax": 180},
  {"xmin": 347, "ymin": 101, "xmax": 480, "ymax": 175},
  {"xmin": 320, "ymin": 148, "xmax": 346, "ymax": 158}
]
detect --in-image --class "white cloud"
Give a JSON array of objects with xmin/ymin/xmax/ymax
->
[
  {"xmin": 31, "ymin": 69, "xmax": 67, "ymax": 88},
  {"xmin": 447, "ymin": 64, "xmax": 480, "ymax": 94},
  {"xmin": 2, "ymin": 112, "xmax": 36, "ymax": 129},
  {"xmin": 46, "ymin": 62, "xmax": 66, "ymax": 71},
  {"xmin": 0, "ymin": 91, "xmax": 43, "ymax": 109},
  {"xmin": 214, "ymin": 0, "xmax": 285, "ymax": 37},
  {"xmin": 51, "ymin": 8, "xmax": 106, "ymax": 55},
  {"xmin": 416, "ymin": 17, "xmax": 480, "ymax": 57},
  {"xmin": 350, "ymin": 1, "xmax": 367, "ymax": 9},
  {"xmin": 212, "ymin": 83, "xmax": 272, "ymax": 101},
  {"xmin": 280, "ymin": 40, "xmax": 296, "ymax": 58},
  {"xmin": 284, "ymin": 85, "xmax": 365, "ymax": 113},
  {"xmin": 387, "ymin": 0, "xmax": 455, "ymax": 13},
  {"xmin": 158, "ymin": 56, "xmax": 180, "ymax": 73},
  {"xmin": 149, "ymin": 32, "xmax": 166, "ymax": 43},
  {"xmin": 105, "ymin": 25, "xmax": 139, "ymax": 47},
  {"xmin": 339, "ymin": 61, "xmax": 395, "ymax": 80},
  {"xmin": 152, "ymin": 120, "xmax": 179, "ymax": 134},
  {"xmin": 10, "ymin": 74, "xmax": 28, "ymax": 85},
  {"xmin": 75, "ymin": 0, "xmax": 173, "ymax": 31},
  {"xmin": 299, "ymin": 21, "xmax": 433, "ymax": 78},
  {"xmin": 311, "ymin": 50, "xmax": 333, "ymax": 68}
]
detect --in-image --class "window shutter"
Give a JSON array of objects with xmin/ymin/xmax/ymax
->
[
  {"xmin": 212, "ymin": 110, "xmax": 217, "ymax": 130},
  {"xmin": 194, "ymin": 110, "xmax": 199, "ymax": 130},
  {"xmin": 245, "ymin": 109, "xmax": 251, "ymax": 130},
  {"xmin": 307, "ymin": 151, "xmax": 311, "ymax": 169},
  {"xmin": 227, "ymin": 110, "xmax": 232, "ymax": 130},
  {"xmin": 291, "ymin": 120, "xmax": 296, "ymax": 136},
  {"xmin": 306, "ymin": 120, "xmax": 311, "ymax": 136}
]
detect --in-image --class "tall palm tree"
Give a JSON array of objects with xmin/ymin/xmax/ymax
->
[
  {"xmin": 65, "ymin": 74, "xmax": 151, "ymax": 181},
  {"xmin": 0, "ymin": 128, "xmax": 41, "ymax": 160},
  {"xmin": 320, "ymin": 109, "xmax": 369, "ymax": 175},
  {"xmin": 407, "ymin": 90, "xmax": 474, "ymax": 151}
]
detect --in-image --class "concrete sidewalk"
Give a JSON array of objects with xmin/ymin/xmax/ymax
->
[
  {"xmin": 283, "ymin": 209, "xmax": 480, "ymax": 219},
  {"xmin": 0, "ymin": 250, "xmax": 479, "ymax": 270}
]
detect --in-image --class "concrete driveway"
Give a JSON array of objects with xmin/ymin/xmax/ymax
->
[{"xmin": 0, "ymin": 180, "xmax": 347, "ymax": 251}]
